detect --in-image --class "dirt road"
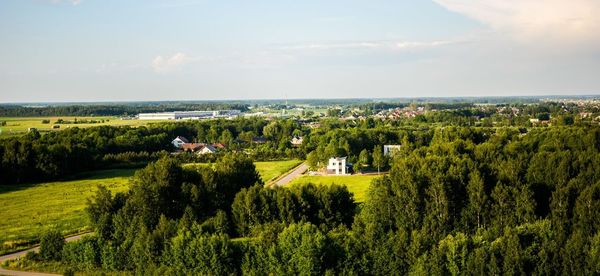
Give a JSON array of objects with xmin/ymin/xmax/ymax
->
[
  {"xmin": 274, "ymin": 163, "xmax": 309, "ymax": 187},
  {"xmin": 0, "ymin": 233, "xmax": 91, "ymax": 276}
]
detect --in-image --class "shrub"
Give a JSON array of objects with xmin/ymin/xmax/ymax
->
[
  {"xmin": 61, "ymin": 236, "xmax": 100, "ymax": 270},
  {"xmin": 39, "ymin": 230, "xmax": 65, "ymax": 261},
  {"xmin": 24, "ymin": 251, "xmax": 41, "ymax": 262},
  {"xmin": 166, "ymin": 226, "xmax": 237, "ymax": 275}
]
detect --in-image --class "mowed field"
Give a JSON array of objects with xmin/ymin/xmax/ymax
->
[
  {"xmin": 0, "ymin": 169, "xmax": 135, "ymax": 254},
  {"xmin": 0, "ymin": 160, "xmax": 300, "ymax": 254},
  {"xmin": 0, "ymin": 116, "xmax": 161, "ymax": 136},
  {"xmin": 183, "ymin": 159, "xmax": 303, "ymax": 184},
  {"xmin": 254, "ymin": 159, "xmax": 303, "ymax": 183},
  {"xmin": 287, "ymin": 174, "xmax": 381, "ymax": 202}
]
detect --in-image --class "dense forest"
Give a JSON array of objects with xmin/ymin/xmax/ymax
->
[
  {"xmin": 0, "ymin": 103, "xmax": 249, "ymax": 117},
  {"xmin": 16, "ymin": 125, "xmax": 600, "ymax": 275}
]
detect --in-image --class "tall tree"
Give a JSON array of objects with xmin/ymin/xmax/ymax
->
[{"xmin": 372, "ymin": 145, "xmax": 386, "ymax": 174}]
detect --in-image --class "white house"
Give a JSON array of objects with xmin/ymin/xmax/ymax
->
[
  {"xmin": 291, "ymin": 136, "xmax": 303, "ymax": 147},
  {"xmin": 172, "ymin": 136, "xmax": 189, "ymax": 148},
  {"xmin": 327, "ymin": 157, "xmax": 351, "ymax": 175},
  {"xmin": 383, "ymin": 145, "xmax": 402, "ymax": 156},
  {"xmin": 198, "ymin": 145, "xmax": 217, "ymax": 155}
]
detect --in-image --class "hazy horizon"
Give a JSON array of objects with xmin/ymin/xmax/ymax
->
[
  {"xmin": 4, "ymin": 94, "xmax": 600, "ymax": 106},
  {"xmin": 2, "ymin": 0, "xmax": 600, "ymax": 102}
]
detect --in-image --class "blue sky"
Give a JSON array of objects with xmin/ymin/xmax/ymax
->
[{"xmin": 1, "ymin": 0, "xmax": 600, "ymax": 102}]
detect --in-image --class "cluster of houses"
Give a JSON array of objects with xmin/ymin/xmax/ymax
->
[
  {"xmin": 374, "ymin": 107, "xmax": 426, "ymax": 120},
  {"xmin": 171, "ymin": 136, "xmax": 224, "ymax": 155},
  {"xmin": 171, "ymin": 135, "xmax": 305, "ymax": 154}
]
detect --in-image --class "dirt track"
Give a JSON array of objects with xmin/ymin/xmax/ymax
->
[
  {"xmin": 274, "ymin": 163, "xmax": 309, "ymax": 187},
  {"xmin": 0, "ymin": 233, "xmax": 91, "ymax": 276}
]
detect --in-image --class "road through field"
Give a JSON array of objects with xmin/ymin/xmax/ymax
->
[
  {"xmin": 274, "ymin": 163, "xmax": 309, "ymax": 187},
  {"xmin": 0, "ymin": 233, "xmax": 91, "ymax": 276}
]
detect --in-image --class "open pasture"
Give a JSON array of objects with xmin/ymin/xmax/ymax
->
[
  {"xmin": 0, "ymin": 169, "xmax": 135, "ymax": 254},
  {"xmin": 287, "ymin": 174, "xmax": 381, "ymax": 202}
]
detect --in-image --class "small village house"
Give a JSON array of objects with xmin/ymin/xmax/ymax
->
[
  {"xmin": 172, "ymin": 136, "xmax": 189, "ymax": 148},
  {"xmin": 198, "ymin": 145, "xmax": 217, "ymax": 155},
  {"xmin": 252, "ymin": 137, "xmax": 268, "ymax": 144},
  {"xmin": 383, "ymin": 145, "xmax": 402, "ymax": 156},
  {"xmin": 291, "ymin": 135, "xmax": 303, "ymax": 147}
]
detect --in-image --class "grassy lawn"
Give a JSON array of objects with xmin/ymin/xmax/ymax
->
[
  {"xmin": 287, "ymin": 174, "xmax": 381, "ymax": 202},
  {"xmin": 0, "ymin": 160, "xmax": 301, "ymax": 255},
  {"xmin": 254, "ymin": 159, "xmax": 303, "ymax": 183},
  {"xmin": 183, "ymin": 159, "xmax": 303, "ymax": 184},
  {"xmin": 0, "ymin": 169, "xmax": 135, "ymax": 254},
  {"xmin": 0, "ymin": 116, "xmax": 162, "ymax": 137}
]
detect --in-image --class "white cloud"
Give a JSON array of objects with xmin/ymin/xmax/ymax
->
[
  {"xmin": 152, "ymin": 53, "xmax": 188, "ymax": 73},
  {"xmin": 433, "ymin": 0, "xmax": 600, "ymax": 45},
  {"xmin": 277, "ymin": 40, "xmax": 457, "ymax": 51},
  {"xmin": 48, "ymin": 0, "xmax": 82, "ymax": 5}
]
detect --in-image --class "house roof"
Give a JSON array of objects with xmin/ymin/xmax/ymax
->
[
  {"xmin": 212, "ymin": 143, "xmax": 226, "ymax": 149},
  {"xmin": 252, "ymin": 137, "xmax": 268, "ymax": 143},
  {"xmin": 329, "ymin": 157, "xmax": 347, "ymax": 161},
  {"xmin": 182, "ymin": 143, "xmax": 203, "ymax": 151},
  {"xmin": 203, "ymin": 145, "xmax": 217, "ymax": 152},
  {"xmin": 291, "ymin": 136, "xmax": 303, "ymax": 145},
  {"xmin": 175, "ymin": 136, "xmax": 189, "ymax": 143}
]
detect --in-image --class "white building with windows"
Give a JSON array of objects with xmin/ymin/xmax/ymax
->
[
  {"xmin": 138, "ymin": 110, "xmax": 241, "ymax": 120},
  {"xmin": 383, "ymin": 145, "xmax": 402, "ymax": 156},
  {"xmin": 291, "ymin": 136, "xmax": 303, "ymax": 147},
  {"xmin": 327, "ymin": 157, "xmax": 350, "ymax": 175},
  {"xmin": 172, "ymin": 136, "xmax": 189, "ymax": 148},
  {"xmin": 198, "ymin": 145, "xmax": 217, "ymax": 155}
]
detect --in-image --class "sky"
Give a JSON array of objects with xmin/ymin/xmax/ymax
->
[{"xmin": 1, "ymin": 0, "xmax": 600, "ymax": 102}]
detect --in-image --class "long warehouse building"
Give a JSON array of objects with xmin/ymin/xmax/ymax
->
[{"xmin": 138, "ymin": 110, "xmax": 241, "ymax": 120}]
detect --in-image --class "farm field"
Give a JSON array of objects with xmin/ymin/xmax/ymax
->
[
  {"xmin": 287, "ymin": 174, "xmax": 381, "ymax": 202},
  {"xmin": 183, "ymin": 159, "xmax": 303, "ymax": 184},
  {"xmin": 0, "ymin": 169, "xmax": 135, "ymax": 254},
  {"xmin": 254, "ymin": 159, "xmax": 303, "ymax": 183},
  {"xmin": 0, "ymin": 116, "xmax": 162, "ymax": 136}
]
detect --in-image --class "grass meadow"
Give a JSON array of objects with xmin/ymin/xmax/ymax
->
[
  {"xmin": 0, "ymin": 116, "xmax": 161, "ymax": 137},
  {"xmin": 254, "ymin": 159, "xmax": 303, "ymax": 183},
  {"xmin": 287, "ymin": 174, "xmax": 382, "ymax": 202},
  {"xmin": 0, "ymin": 169, "xmax": 135, "ymax": 254},
  {"xmin": 183, "ymin": 159, "xmax": 303, "ymax": 184},
  {"xmin": 0, "ymin": 159, "xmax": 301, "ymax": 255}
]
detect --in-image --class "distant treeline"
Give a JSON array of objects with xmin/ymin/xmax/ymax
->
[
  {"xmin": 0, "ymin": 103, "xmax": 249, "ymax": 117},
  {"xmin": 360, "ymin": 102, "xmax": 476, "ymax": 111}
]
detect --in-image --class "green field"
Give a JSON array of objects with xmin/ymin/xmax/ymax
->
[
  {"xmin": 287, "ymin": 174, "xmax": 381, "ymax": 202},
  {"xmin": 184, "ymin": 159, "xmax": 303, "ymax": 184},
  {"xmin": 254, "ymin": 159, "xmax": 303, "ymax": 183},
  {"xmin": 0, "ymin": 116, "xmax": 161, "ymax": 136},
  {"xmin": 0, "ymin": 160, "xmax": 301, "ymax": 255},
  {"xmin": 0, "ymin": 169, "xmax": 135, "ymax": 254}
]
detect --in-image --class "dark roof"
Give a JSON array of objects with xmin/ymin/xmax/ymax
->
[
  {"xmin": 252, "ymin": 137, "xmax": 268, "ymax": 143},
  {"xmin": 203, "ymin": 145, "xmax": 217, "ymax": 152},
  {"xmin": 176, "ymin": 136, "xmax": 189, "ymax": 143}
]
